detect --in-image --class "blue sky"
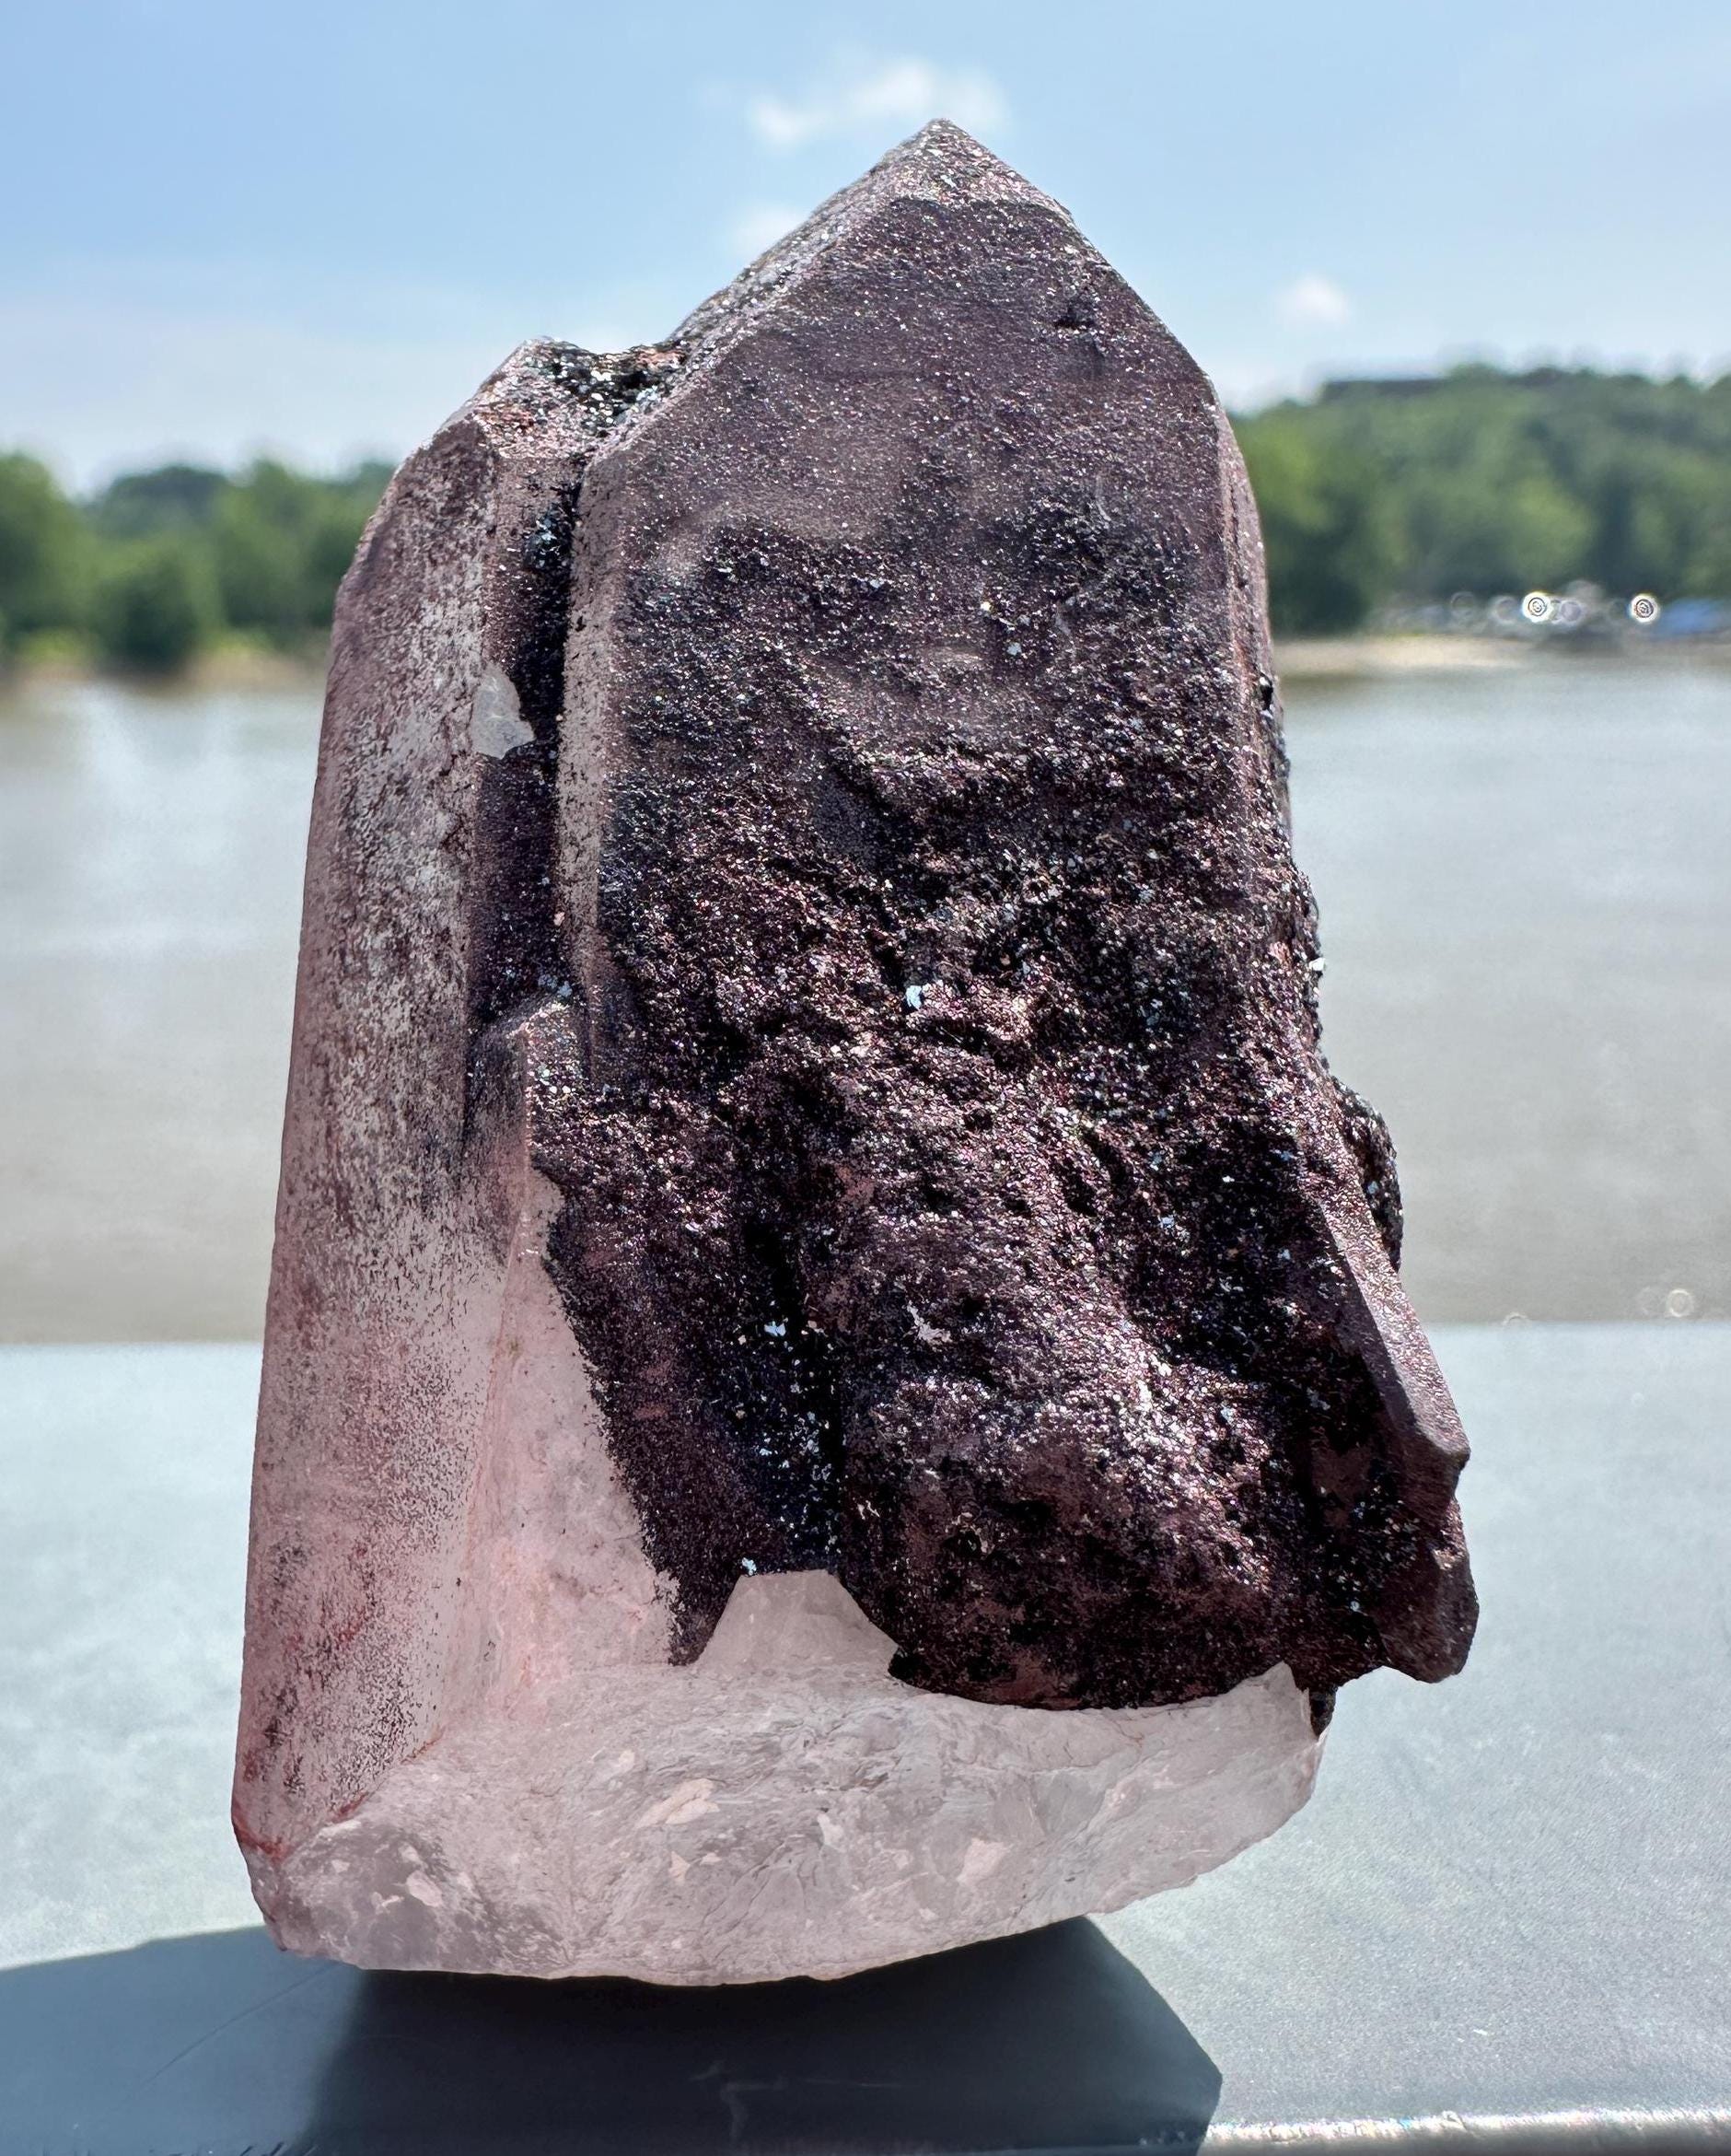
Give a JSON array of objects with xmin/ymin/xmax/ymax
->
[{"xmin": 5, "ymin": 0, "xmax": 1727, "ymax": 484}]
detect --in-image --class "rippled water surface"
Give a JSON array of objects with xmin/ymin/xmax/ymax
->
[{"xmin": 2, "ymin": 653, "xmax": 1725, "ymax": 1337}]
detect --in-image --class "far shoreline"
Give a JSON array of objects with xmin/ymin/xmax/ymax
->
[
  {"xmin": 3, "ymin": 629, "xmax": 1725, "ymax": 700},
  {"xmin": 1273, "ymin": 632, "xmax": 1728, "ymax": 681}
]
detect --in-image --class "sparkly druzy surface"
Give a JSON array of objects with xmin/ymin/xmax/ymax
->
[
  {"xmin": 235, "ymin": 122, "xmax": 1473, "ymax": 1983},
  {"xmin": 520, "ymin": 123, "xmax": 1477, "ymax": 1707}
]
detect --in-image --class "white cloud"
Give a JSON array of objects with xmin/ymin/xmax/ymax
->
[
  {"xmin": 1275, "ymin": 274, "xmax": 1353, "ymax": 330},
  {"xmin": 725, "ymin": 202, "xmax": 805, "ymax": 259},
  {"xmin": 744, "ymin": 55, "xmax": 1008, "ymax": 153}
]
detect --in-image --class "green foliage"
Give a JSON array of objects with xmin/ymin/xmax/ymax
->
[
  {"xmin": 212, "ymin": 460, "xmax": 386, "ymax": 643},
  {"xmin": 1234, "ymin": 365, "xmax": 1731, "ymax": 634},
  {"xmin": 0, "ymin": 452, "xmax": 388, "ymax": 673},
  {"xmin": 92, "ymin": 539, "xmax": 216, "ymax": 673},
  {"xmin": 1236, "ymin": 414, "xmax": 1393, "ymax": 634},
  {"xmin": 88, "ymin": 462, "xmax": 230, "ymax": 540},
  {"xmin": 0, "ymin": 453, "xmax": 87, "ymax": 653}
]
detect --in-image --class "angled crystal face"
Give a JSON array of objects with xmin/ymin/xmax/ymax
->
[
  {"xmin": 530, "ymin": 121, "xmax": 1475, "ymax": 1708},
  {"xmin": 236, "ymin": 122, "xmax": 1473, "ymax": 1981}
]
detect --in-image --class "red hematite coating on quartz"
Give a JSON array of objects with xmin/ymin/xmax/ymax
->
[{"xmin": 235, "ymin": 122, "xmax": 1474, "ymax": 1877}]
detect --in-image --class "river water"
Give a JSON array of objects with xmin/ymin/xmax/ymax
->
[{"xmin": 2, "ymin": 652, "xmax": 1725, "ymax": 1339}]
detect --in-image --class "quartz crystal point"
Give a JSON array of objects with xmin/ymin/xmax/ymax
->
[{"xmin": 236, "ymin": 122, "xmax": 1475, "ymax": 1984}]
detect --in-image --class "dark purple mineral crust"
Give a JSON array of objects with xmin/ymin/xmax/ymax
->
[
  {"xmin": 248, "ymin": 123, "xmax": 1474, "ymax": 1803},
  {"xmin": 518, "ymin": 122, "xmax": 1477, "ymax": 1712}
]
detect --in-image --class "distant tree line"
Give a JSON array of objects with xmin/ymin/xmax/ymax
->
[
  {"xmin": 1236, "ymin": 364, "xmax": 1731, "ymax": 634},
  {"xmin": 2, "ymin": 364, "xmax": 1729, "ymax": 667},
  {"xmin": 0, "ymin": 455, "xmax": 391, "ymax": 670}
]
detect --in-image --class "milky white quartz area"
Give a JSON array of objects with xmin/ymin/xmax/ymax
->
[{"xmin": 258, "ymin": 1565, "xmax": 1320, "ymax": 1986}]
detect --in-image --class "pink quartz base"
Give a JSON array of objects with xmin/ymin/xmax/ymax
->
[{"xmin": 250, "ymin": 1562, "xmax": 1319, "ymax": 1986}]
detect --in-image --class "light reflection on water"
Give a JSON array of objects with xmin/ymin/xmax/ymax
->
[
  {"xmin": 1, "ymin": 678, "xmax": 321, "ymax": 1342},
  {"xmin": 1, "ymin": 654, "xmax": 1725, "ymax": 1338}
]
